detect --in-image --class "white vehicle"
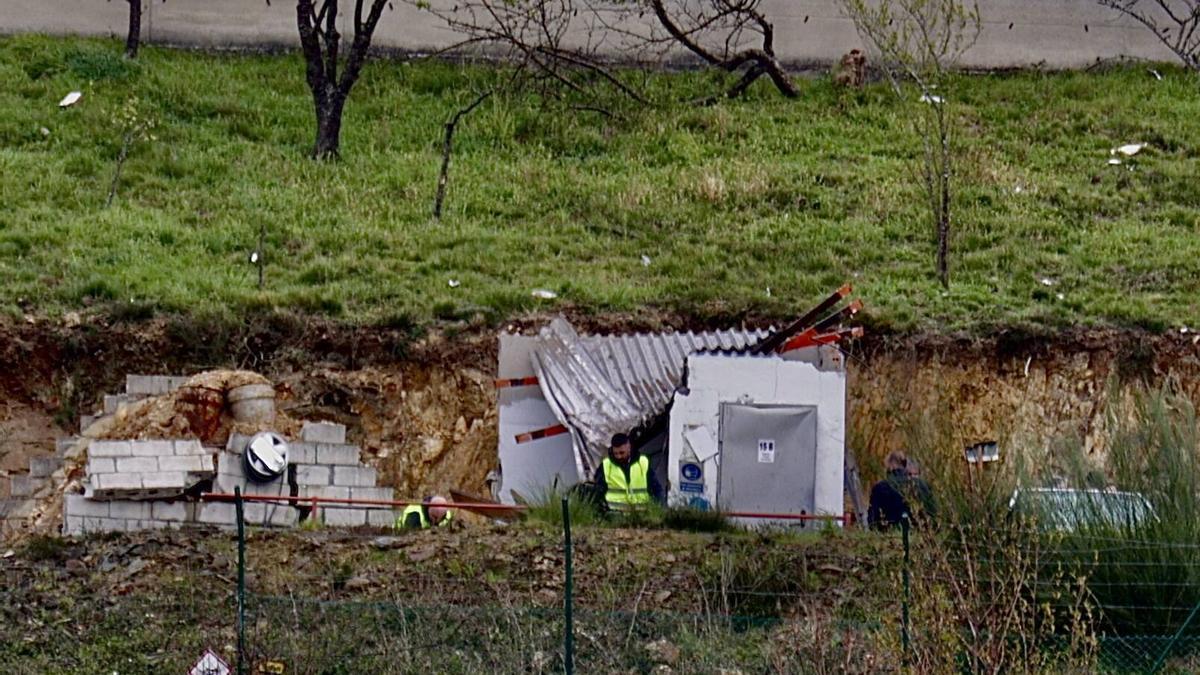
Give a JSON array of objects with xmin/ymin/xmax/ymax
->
[{"xmin": 1007, "ymin": 487, "xmax": 1156, "ymax": 532}]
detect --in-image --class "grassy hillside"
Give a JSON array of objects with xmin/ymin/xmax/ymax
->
[{"xmin": 1, "ymin": 35, "xmax": 1198, "ymax": 332}]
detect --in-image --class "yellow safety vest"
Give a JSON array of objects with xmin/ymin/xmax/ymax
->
[
  {"xmin": 397, "ymin": 504, "xmax": 453, "ymax": 529},
  {"xmin": 603, "ymin": 456, "xmax": 651, "ymax": 510}
]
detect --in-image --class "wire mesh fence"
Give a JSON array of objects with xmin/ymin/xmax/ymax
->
[{"xmin": 220, "ymin": 492, "xmax": 1200, "ymax": 674}]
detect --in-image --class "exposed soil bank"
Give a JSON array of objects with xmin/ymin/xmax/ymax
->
[{"xmin": 2, "ymin": 315, "xmax": 1197, "ymax": 501}]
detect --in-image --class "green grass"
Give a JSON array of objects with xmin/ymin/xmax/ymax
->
[{"xmin": 2, "ymin": 35, "xmax": 1199, "ymax": 332}]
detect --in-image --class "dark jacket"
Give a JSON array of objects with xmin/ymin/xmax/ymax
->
[
  {"xmin": 592, "ymin": 450, "xmax": 665, "ymax": 507},
  {"xmin": 868, "ymin": 470, "xmax": 936, "ymax": 530}
]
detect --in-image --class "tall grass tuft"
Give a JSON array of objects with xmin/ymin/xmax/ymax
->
[{"xmin": 1056, "ymin": 389, "xmax": 1200, "ymax": 639}]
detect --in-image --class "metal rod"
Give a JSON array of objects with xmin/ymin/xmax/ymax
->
[
  {"xmin": 901, "ymin": 513, "xmax": 911, "ymax": 666},
  {"xmin": 1151, "ymin": 598, "xmax": 1200, "ymax": 672},
  {"xmin": 235, "ymin": 486, "xmax": 247, "ymax": 675},
  {"xmin": 562, "ymin": 496, "xmax": 575, "ymax": 675},
  {"xmin": 750, "ymin": 284, "xmax": 852, "ymax": 354},
  {"xmin": 200, "ymin": 493, "xmax": 848, "ymax": 522}
]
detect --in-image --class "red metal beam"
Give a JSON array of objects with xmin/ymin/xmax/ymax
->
[{"xmin": 514, "ymin": 423, "xmax": 569, "ymax": 444}]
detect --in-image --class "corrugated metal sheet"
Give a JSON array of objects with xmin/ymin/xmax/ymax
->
[{"xmin": 530, "ymin": 317, "xmax": 770, "ymax": 475}]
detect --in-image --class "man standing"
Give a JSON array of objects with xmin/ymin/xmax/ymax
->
[
  {"xmin": 397, "ymin": 495, "xmax": 454, "ymax": 529},
  {"xmin": 593, "ymin": 433, "xmax": 664, "ymax": 513},
  {"xmin": 868, "ymin": 450, "xmax": 935, "ymax": 530}
]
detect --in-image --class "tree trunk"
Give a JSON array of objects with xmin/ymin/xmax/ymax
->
[
  {"xmin": 313, "ymin": 92, "xmax": 345, "ymax": 159},
  {"xmin": 125, "ymin": 0, "xmax": 142, "ymax": 59}
]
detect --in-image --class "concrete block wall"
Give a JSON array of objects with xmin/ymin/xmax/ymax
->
[
  {"xmin": 87, "ymin": 440, "xmax": 214, "ymax": 500},
  {"xmin": 65, "ymin": 422, "xmax": 395, "ymax": 535}
]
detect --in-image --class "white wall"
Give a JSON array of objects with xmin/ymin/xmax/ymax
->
[{"xmin": 668, "ymin": 354, "xmax": 846, "ymax": 520}]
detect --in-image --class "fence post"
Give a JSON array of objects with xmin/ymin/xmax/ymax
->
[
  {"xmin": 901, "ymin": 513, "xmax": 911, "ymax": 667},
  {"xmin": 235, "ymin": 487, "xmax": 247, "ymax": 675},
  {"xmin": 562, "ymin": 496, "xmax": 575, "ymax": 675},
  {"xmin": 1151, "ymin": 598, "xmax": 1200, "ymax": 673}
]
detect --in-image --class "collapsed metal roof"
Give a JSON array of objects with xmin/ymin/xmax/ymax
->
[{"xmin": 529, "ymin": 317, "xmax": 770, "ymax": 475}]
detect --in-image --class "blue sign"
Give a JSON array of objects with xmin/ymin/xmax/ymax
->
[
  {"xmin": 687, "ymin": 496, "xmax": 711, "ymax": 511},
  {"xmin": 680, "ymin": 482, "xmax": 704, "ymax": 494},
  {"xmin": 681, "ymin": 462, "xmax": 703, "ymax": 481}
]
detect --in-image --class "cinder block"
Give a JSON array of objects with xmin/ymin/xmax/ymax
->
[
  {"xmin": 96, "ymin": 473, "xmax": 141, "ymax": 491},
  {"xmin": 65, "ymin": 494, "xmax": 110, "ymax": 518},
  {"xmin": 30, "ymin": 456, "xmax": 63, "ymax": 478},
  {"xmin": 333, "ymin": 465, "xmax": 377, "ymax": 487},
  {"xmin": 295, "ymin": 464, "xmax": 331, "ymax": 486},
  {"xmin": 151, "ymin": 501, "xmax": 191, "ymax": 522},
  {"xmin": 141, "ymin": 472, "xmax": 188, "ymax": 489},
  {"xmin": 323, "ymin": 507, "xmax": 367, "ymax": 527},
  {"xmin": 242, "ymin": 502, "xmax": 268, "ymax": 524},
  {"xmin": 158, "ymin": 455, "xmax": 205, "ymax": 472},
  {"xmin": 90, "ymin": 441, "xmax": 132, "ymax": 458},
  {"xmin": 196, "ymin": 501, "xmax": 238, "ymax": 525},
  {"xmin": 131, "ymin": 440, "xmax": 175, "ymax": 457},
  {"xmin": 298, "ymin": 485, "xmax": 349, "ymax": 500},
  {"xmin": 104, "ymin": 394, "xmax": 133, "ymax": 415},
  {"xmin": 10, "ymin": 475, "xmax": 45, "ymax": 497},
  {"xmin": 174, "ymin": 440, "xmax": 204, "ymax": 455},
  {"xmin": 302, "ymin": 421, "xmax": 346, "ymax": 445},
  {"xmin": 109, "ymin": 500, "xmax": 152, "ymax": 520},
  {"xmin": 288, "ymin": 442, "xmax": 319, "ymax": 465},
  {"xmin": 78, "ymin": 414, "xmax": 97, "ymax": 431},
  {"xmin": 268, "ymin": 506, "xmax": 300, "ymax": 528},
  {"xmin": 87, "ymin": 457, "xmax": 116, "ymax": 475},
  {"xmin": 63, "ymin": 515, "xmax": 83, "ymax": 536},
  {"xmin": 350, "ymin": 486, "xmax": 395, "ymax": 504},
  {"xmin": 116, "ymin": 457, "xmax": 159, "ymax": 473},
  {"xmin": 317, "ymin": 444, "xmax": 360, "ymax": 466},
  {"xmin": 139, "ymin": 519, "xmax": 173, "ymax": 530},
  {"xmin": 126, "ymin": 374, "xmax": 164, "ymax": 395},
  {"xmin": 367, "ymin": 509, "xmax": 398, "ymax": 528}
]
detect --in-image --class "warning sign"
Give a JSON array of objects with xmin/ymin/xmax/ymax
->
[
  {"xmin": 757, "ymin": 439, "xmax": 776, "ymax": 464},
  {"xmin": 189, "ymin": 649, "xmax": 231, "ymax": 675},
  {"xmin": 679, "ymin": 461, "xmax": 704, "ymax": 494}
]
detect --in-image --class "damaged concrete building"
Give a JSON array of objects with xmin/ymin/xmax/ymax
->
[{"xmin": 497, "ymin": 287, "xmax": 863, "ymax": 524}]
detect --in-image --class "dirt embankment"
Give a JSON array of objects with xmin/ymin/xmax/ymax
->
[{"xmin": 2, "ymin": 315, "xmax": 1198, "ymax": 500}]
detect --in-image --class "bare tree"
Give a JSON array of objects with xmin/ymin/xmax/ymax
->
[
  {"xmin": 109, "ymin": 0, "xmax": 145, "ymax": 58},
  {"xmin": 1097, "ymin": 1, "xmax": 1200, "ymax": 71},
  {"xmin": 419, "ymin": 0, "xmax": 797, "ymax": 104},
  {"xmin": 294, "ymin": 0, "xmax": 393, "ymax": 158},
  {"xmin": 841, "ymin": 0, "xmax": 979, "ymax": 288}
]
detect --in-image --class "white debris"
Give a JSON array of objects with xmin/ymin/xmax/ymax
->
[
  {"xmin": 1013, "ymin": 184, "xmax": 1024, "ymax": 194},
  {"xmin": 1024, "ymin": 356, "xmax": 1032, "ymax": 378},
  {"xmin": 1148, "ymin": 68, "xmax": 1162, "ymax": 80},
  {"xmin": 1055, "ymin": 292, "xmax": 1065, "ymax": 301},
  {"xmin": 919, "ymin": 94, "xmax": 944, "ymax": 104},
  {"xmin": 1108, "ymin": 158, "xmax": 1122, "ymax": 166},
  {"xmin": 448, "ymin": 279, "xmax": 460, "ymax": 288},
  {"xmin": 531, "ymin": 289, "xmax": 558, "ymax": 300},
  {"xmin": 58, "ymin": 91, "xmax": 82, "ymax": 108},
  {"xmin": 1180, "ymin": 326, "xmax": 1189, "ymax": 334},
  {"xmin": 765, "ymin": 287, "xmax": 772, "ymax": 298},
  {"xmin": 1111, "ymin": 143, "xmax": 1145, "ymax": 157},
  {"xmin": 249, "ymin": 251, "xmax": 259, "ymax": 264},
  {"xmin": 640, "ymin": 255, "xmax": 652, "ymax": 267},
  {"xmin": 1039, "ymin": 277, "xmax": 1055, "ymax": 287},
  {"xmin": 39, "ymin": 127, "xmax": 50, "ymax": 137}
]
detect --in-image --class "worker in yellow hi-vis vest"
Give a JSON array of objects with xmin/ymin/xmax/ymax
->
[
  {"xmin": 592, "ymin": 433, "xmax": 664, "ymax": 513},
  {"xmin": 397, "ymin": 495, "xmax": 454, "ymax": 529}
]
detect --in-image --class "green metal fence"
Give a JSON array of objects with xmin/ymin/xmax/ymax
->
[{"xmin": 224, "ymin": 491, "xmax": 1200, "ymax": 674}]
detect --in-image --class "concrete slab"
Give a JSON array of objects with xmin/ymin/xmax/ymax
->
[
  {"xmin": 323, "ymin": 507, "xmax": 367, "ymax": 527},
  {"xmin": 30, "ymin": 456, "xmax": 62, "ymax": 478},
  {"xmin": 302, "ymin": 421, "xmax": 347, "ymax": 444},
  {"xmin": 90, "ymin": 441, "xmax": 132, "ymax": 458},
  {"xmin": 333, "ymin": 465, "xmax": 377, "ymax": 487},
  {"xmin": 131, "ymin": 440, "xmax": 175, "ymax": 457}
]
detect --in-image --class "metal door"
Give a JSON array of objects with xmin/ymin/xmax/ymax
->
[{"xmin": 717, "ymin": 404, "xmax": 818, "ymax": 520}]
